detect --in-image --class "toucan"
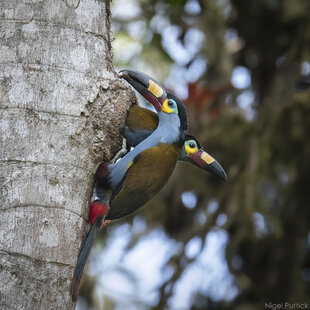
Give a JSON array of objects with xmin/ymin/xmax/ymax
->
[
  {"xmin": 92, "ymin": 133, "xmax": 226, "ymax": 221},
  {"xmin": 71, "ymin": 70, "xmax": 227, "ymax": 300},
  {"xmin": 71, "ymin": 135, "xmax": 226, "ymax": 301}
]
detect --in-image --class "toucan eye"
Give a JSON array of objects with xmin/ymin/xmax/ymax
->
[
  {"xmin": 185, "ymin": 140, "xmax": 198, "ymax": 154},
  {"xmin": 162, "ymin": 98, "xmax": 178, "ymax": 114}
]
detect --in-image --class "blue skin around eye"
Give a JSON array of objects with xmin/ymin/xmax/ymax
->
[
  {"xmin": 168, "ymin": 99, "xmax": 176, "ymax": 107},
  {"xmin": 168, "ymin": 99, "xmax": 178, "ymax": 113}
]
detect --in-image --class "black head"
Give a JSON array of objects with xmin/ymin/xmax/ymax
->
[{"xmin": 165, "ymin": 91, "xmax": 188, "ymax": 137}]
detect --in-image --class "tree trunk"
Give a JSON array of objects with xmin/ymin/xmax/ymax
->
[{"xmin": 0, "ymin": 1, "xmax": 132, "ymax": 309}]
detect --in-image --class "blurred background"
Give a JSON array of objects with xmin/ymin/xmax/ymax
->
[{"xmin": 77, "ymin": 0, "xmax": 310, "ymax": 309}]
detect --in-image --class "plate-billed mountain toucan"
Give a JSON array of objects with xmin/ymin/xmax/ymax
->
[
  {"xmin": 71, "ymin": 70, "xmax": 227, "ymax": 301},
  {"xmin": 71, "ymin": 135, "xmax": 226, "ymax": 301},
  {"xmin": 92, "ymin": 133, "xmax": 227, "ymax": 222},
  {"xmin": 72, "ymin": 69, "xmax": 188, "ymax": 300}
]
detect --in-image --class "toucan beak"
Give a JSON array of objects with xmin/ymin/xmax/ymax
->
[
  {"xmin": 189, "ymin": 150, "xmax": 227, "ymax": 181},
  {"xmin": 119, "ymin": 69, "xmax": 167, "ymax": 112}
]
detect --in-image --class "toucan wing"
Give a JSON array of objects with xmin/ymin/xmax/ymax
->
[
  {"xmin": 107, "ymin": 144, "xmax": 179, "ymax": 220},
  {"xmin": 126, "ymin": 105, "xmax": 158, "ymax": 130},
  {"xmin": 123, "ymin": 105, "xmax": 159, "ymax": 147}
]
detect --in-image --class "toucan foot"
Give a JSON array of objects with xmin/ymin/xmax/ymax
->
[
  {"xmin": 111, "ymin": 137, "xmax": 128, "ymax": 163},
  {"xmin": 89, "ymin": 201, "xmax": 109, "ymax": 225},
  {"xmin": 101, "ymin": 220, "xmax": 111, "ymax": 229}
]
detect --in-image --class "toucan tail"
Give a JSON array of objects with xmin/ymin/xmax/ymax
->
[{"xmin": 71, "ymin": 215, "xmax": 104, "ymax": 302}]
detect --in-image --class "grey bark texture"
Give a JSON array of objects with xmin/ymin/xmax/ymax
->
[{"xmin": 0, "ymin": 0, "xmax": 133, "ymax": 309}]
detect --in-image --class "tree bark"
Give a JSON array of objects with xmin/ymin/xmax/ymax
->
[{"xmin": 0, "ymin": 1, "xmax": 132, "ymax": 309}]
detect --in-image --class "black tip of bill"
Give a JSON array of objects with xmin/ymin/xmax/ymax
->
[{"xmin": 208, "ymin": 160, "xmax": 227, "ymax": 181}]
